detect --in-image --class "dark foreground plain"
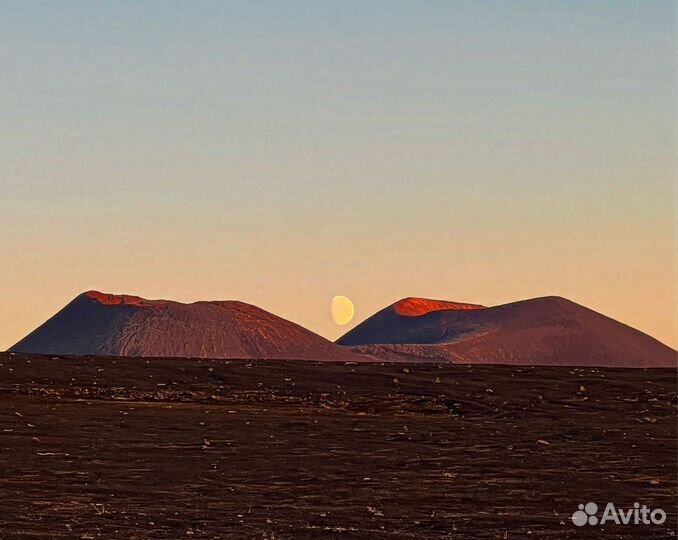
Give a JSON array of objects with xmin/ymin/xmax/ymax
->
[{"xmin": 0, "ymin": 353, "xmax": 675, "ymax": 539}]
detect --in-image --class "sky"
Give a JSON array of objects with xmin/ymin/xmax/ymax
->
[{"xmin": 1, "ymin": 1, "xmax": 676, "ymax": 348}]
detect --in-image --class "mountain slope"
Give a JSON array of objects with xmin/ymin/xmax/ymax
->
[
  {"xmin": 338, "ymin": 296, "xmax": 677, "ymax": 367},
  {"xmin": 10, "ymin": 291, "xmax": 357, "ymax": 360}
]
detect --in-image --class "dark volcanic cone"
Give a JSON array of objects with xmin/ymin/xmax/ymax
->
[
  {"xmin": 337, "ymin": 296, "xmax": 677, "ymax": 367},
  {"xmin": 10, "ymin": 291, "xmax": 357, "ymax": 360}
]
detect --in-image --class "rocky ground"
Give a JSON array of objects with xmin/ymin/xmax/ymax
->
[{"xmin": 0, "ymin": 352, "xmax": 675, "ymax": 539}]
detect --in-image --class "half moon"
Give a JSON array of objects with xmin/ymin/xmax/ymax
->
[{"xmin": 331, "ymin": 295, "xmax": 355, "ymax": 326}]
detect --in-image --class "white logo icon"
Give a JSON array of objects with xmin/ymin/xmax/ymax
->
[{"xmin": 572, "ymin": 502, "xmax": 599, "ymax": 526}]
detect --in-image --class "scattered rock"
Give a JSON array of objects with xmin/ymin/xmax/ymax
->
[{"xmin": 366, "ymin": 506, "xmax": 384, "ymax": 517}]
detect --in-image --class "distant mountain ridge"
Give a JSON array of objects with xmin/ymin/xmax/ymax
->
[
  {"xmin": 10, "ymin": 291, "xmax": 676, "ymax": 367},
  {"xmin": 338, "ymin": 296, "xmax": 677, "ymax": 367},
  {"xmin": 10, "ymin": 291, "xmax": 358, "ymax": 361}
]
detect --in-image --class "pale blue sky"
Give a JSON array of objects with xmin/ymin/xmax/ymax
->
[{"xmin": 1, "ymin": 1, "xmax": 676, "ymax": 347}]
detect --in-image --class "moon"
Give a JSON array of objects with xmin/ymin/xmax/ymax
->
[{"xmin": 331, "ymin": 295, "xmax": 355, "ymax": 326}]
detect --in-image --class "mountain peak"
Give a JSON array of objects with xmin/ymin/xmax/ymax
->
[
  {"xmin": 338, "ymin": 295, "xmax": 677, "ymax": 367},
  {"xmin": 393, "ymin": 297, "xmax": 487, "ymax": 317},
  {"xmin": 12, "ymin": 292, "xmax": 359, "ymax": 361},
  {"xmin": 82, "ymin": 290, "xmax": 155, "ymax": 306}
]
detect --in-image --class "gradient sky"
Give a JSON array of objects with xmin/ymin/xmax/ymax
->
[{"xmin": 1, "ymin": 1, "xmax": 676, "ymax": 348}]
